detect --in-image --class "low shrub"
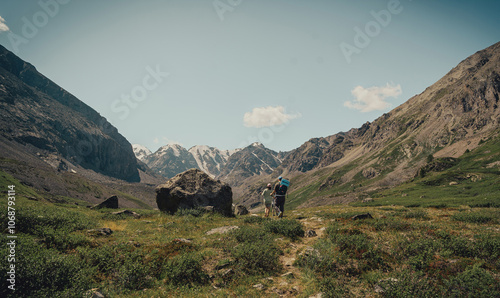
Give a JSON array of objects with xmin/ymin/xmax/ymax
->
[
  {"xmin": 403, "ymin": 209, "xmax": 429, "ymax": 220},
  {"xmin": 243, "ymin": 216, "xmax": 269, "ymax": 224},
  {"xmin": 263, "ymin": 219, "xmax": 304, "ymax": 240},
  {"xmin": 0, "ymin": 238, "xmax": 93, "ymax": 298},
  {"xmin": 451, "ymin": 211, "xmax": 495, "ymax": 224},
  {"xmin": 371, "ymin": 218, "xmax": 413, "ymax": 231},
  {"xmin": 163, "ymin": 253, "xmax": 208, "ymax": 286},
  {"xmin": 115, "ymin": 258, "xmax": 155, "ymax": 290},
  {"xmin": 39, "ymin": 228, "xmax": 91, "ymax": 252},
  {"xmin": 443, "ymin": 266, "xmax": 500, "ymax": 297},
  {"xmin": 381, "ymin": 270, "xmax": 439, "ymax": 297},
  {"xmin": 229, "ymin": 226, "xmax": 282, "ymax": 275},
  {"xmin": 11, "ymin": 205, "xmax": 94, "ymax": 235},
  {"xmin": 319, "ymin": 276, "xmax": 352, "ymax": 298},
  {"xmin": 474, "ymin": 234, "xmax": 500, "ymax": 268},
  {"xmin": 175, "ymin": 207, "xmax": 206, "ymax": 217}
]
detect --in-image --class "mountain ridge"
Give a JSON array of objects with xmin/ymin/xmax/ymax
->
[
  {"xmin": 0, "ymin": 44, "xmax": 141, "ymax": 182},
  {"xmin": 234, "ymin": 41, "xmax": 500, "ymax": 209}
]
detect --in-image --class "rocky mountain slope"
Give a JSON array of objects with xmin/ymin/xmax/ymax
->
[
  {"xmin": 236, "ymin": 41, "xmax": 500, "ymax": 209},
  {"xmin": 0, "ymin": 44, "xmax": 140, "ymax": 182},
  {"xmin": 218, "ymin": 142, "xmax": 283, "ymax": 186},
  {"xmin": 133, "ymin": 144, "xmax": 152, "ymax": 162}
]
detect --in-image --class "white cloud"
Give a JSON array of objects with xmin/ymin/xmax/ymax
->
[
  {"xmin": 0, "ymin": 16, "xmax": 9, "ymax": 32},
  {"xmin": 344, "ymin": 83, "xmax": 402, "ymax": 112},
  {"xmin": 243, "ymin": 106, "xmax": 301, "ymax": 128}
]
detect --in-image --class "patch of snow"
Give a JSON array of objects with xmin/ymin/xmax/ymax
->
[
  {"xmin": 251, "ymin": 152, "xmax": 274, "ymax": 172},
  {"xmin": 132, "ymin": 144, "xmax": 152, "ymax": 161}
]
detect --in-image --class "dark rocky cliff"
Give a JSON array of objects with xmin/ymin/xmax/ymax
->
[{"xmin": 0, "ymin": 45, "xmax": 140, "ymax": 182}]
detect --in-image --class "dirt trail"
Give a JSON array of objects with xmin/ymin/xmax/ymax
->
[{"xmin": 263, "ymin": 216, "xmax": 327, "ymax": 297}]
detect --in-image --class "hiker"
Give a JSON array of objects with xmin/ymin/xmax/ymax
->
[
  {"xmin": 271, "ymin": 176, "xmax": 289, "ymax": 218},
  {"xmin": 261, "ymin": 183, "xmax": 273, "ymax": 217}
]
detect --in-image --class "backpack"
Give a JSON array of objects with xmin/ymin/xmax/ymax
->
[{"xmin": 276, "ymin": 179, "xmax": 290, "ymax": 196}]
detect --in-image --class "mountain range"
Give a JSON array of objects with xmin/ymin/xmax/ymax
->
[
  {"xmin": 236, "ymin": 40, "xmax": 500, "ymax": 209},
  {"xmin": 1, "ymin": 41, "xmax": 499, "ymax": 210},
  {"xmin": 134, "ymin": 142, "xmax": 285, "ymax": 183}
]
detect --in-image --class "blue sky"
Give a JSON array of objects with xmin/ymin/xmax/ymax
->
[{"xmin": 1, "ymin": 0, "xmax": 499, "ymax": 152}]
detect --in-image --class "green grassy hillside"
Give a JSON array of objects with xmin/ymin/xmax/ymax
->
[{"xmin": 1, "ymin": 179, "xmax": 498, "ymax": 297}]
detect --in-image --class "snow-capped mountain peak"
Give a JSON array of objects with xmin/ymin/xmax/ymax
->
[{"xmin": 132, "ymin": 144, "xmax": 152, "ymax": 162}]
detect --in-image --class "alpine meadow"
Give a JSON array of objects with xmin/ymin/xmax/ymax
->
[{"xmin": 0, "ymin": 1, "xmax": 500, "ymax": 297}]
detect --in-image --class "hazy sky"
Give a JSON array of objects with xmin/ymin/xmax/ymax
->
[{"xmin": 1, "ymin": 0, "xmax": 499, "ymax": 152}]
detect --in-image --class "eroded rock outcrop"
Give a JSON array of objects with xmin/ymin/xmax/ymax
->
[{"xmin": 156, "ymin": 169, "xmax": 232, "ymax": 216}]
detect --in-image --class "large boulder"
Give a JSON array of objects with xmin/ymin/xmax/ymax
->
[
  {"xmin": 155, "ymin": 169, "xmax": 233, "ymax": 216},
  {"xmin": 91, "ymin": 195, "xmax": 119, "ymax": 209}
]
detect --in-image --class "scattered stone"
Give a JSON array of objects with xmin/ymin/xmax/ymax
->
[
  {"xmin": 87, "ymin": 228, "xmax": 113, "ymax": 236},
  {"xmin": 351, "ymin": 213, "xmax": 373, "ymax": 220},
  {"xmin": 309, "ymin": 293, "xmax": 323, "ymax": 298},
  {"xmin": 281, "ymin": 272, "xmax": 294, "ymax": 278},
  {"xmin": 375, "ymin": 278, "xmax": 399, "ymax": 294},
  {"xmin": 362, "ymin": 167, "xmax": 380, "ymax": 179},
  {"xmin": 304, "ymin": 230, "xmax": 317, "ymax": 238},
  {"xmin": 234, "ymin": 204, "xmax": 249, "ymax": 216},
  {"xmin": 486, "ymin": 161, "xmax": 500, "ymax": 168},
  {"xmin": 202, "ymin": 206, "xmax": 215, "ymax": 212},
  {"xmin": 156, "ymin": 169, "xmax": 233, "ymax": 216},
  {"xmin": 206, "ymin": 226, "xmax": 239, "ymax": 235},
  {"xmin": 85, "ymin": 288, "xmax": 105, "ymax": 298},
  {"xmin": 271, "ymin": 287, "xmax": 286, "ymax": 295},
  {"xmin": 221, "ymin": 268, "xmax": 234, "ymax": 278},
  {"xmin": 253, "ymin": 283, "xmax": 266, "ymax": 291},
  {"xmin": 111, "ymin": 210, "xmax": 141, "ymax": 218},
  {"xmin": 173, "ymin": 238, "xmax": 192, "ymax": 243},
  {"xmin": 299, "ymin": 246, "xmax": 321, "ymax": 258},
  {"xmin": 449, "ymin": 181, "xmax": 458, "ymax": 186},
  {"xmin": 402, "ymin": 193, "xmax": 408, "ymax": 197},
  {"xmin": 128, "ymin": 241, "xmax": 140, "ymax": 247},
  {"xmin": 215, "ymin": 262, "xmax": 230, "ymax": 270},
  {"xmin": 91, "ymin": 195, "xmax": 119, "ymax": 209},
  {"xmin": 362, "ymin": 197, "xmax": 374, "ymax": 203}
]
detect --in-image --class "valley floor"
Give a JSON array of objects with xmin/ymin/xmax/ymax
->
[{"xmin": 1, "ymin": 195, "xmax": 499, "ymax": 297}]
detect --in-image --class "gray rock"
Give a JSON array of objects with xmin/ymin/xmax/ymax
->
[
  {"xmin": 173, "ymin": 238, "xmax": 192, "ymax": 243},
  {"xmin": 111, "ymin": 210, "xmax": 140, "ymax": 218},
  {"xmin": 85, "ymin": 288, "xmax": 105, "ymax": 298},
  {"xmin": 304, "ymin": 230, "xmax": 317, "ymax": 237},
  {"xmin": 351, "ymin": 213, "xmax": 373, "ymax": 220},
  {"xmin": 87, "ymin": 228, "xmax": 113, "ymax": 236},
  {"xmin": 206, "ymin": 225, "xmax": 239, "ymax": 235},
  {"xmin": 253, "ymin": 283, "xmax": 266, "ymax": 290},
  {"xmin": 234, "ymin": 204, "xmax": 249, "ymax": 215},
  {"xmin": 92, "ymin": 196, "xmax": 118, "ymax": 209},
  {"xmin": 375, "ymin": 278, "xmax": 399, "ymax": 293},
  {"xmin": 156, "ymin": 169, "xmax": 233, "ymax": 216},
  {"xmin": 221, "ymin": 268, "xmax": 234, "ymax": 278}
]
